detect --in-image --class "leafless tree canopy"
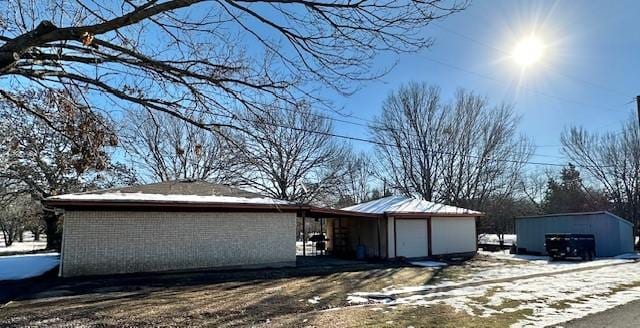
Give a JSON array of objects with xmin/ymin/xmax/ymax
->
[
  {"xmin": 371, "ymin": 82, "xmax": 533, "ymax": 208},
  {"xmin": 335, "ymin": 152, "xmax": 376, "ymax": 206},
  {"xmin": 0, "ymin": 0, "xmax": 466, "ymax": 131},
  {"xmin": 0, "ymin": 195, "xmax": 39, "ymax": 247},
  {"xmin": 561, "ymin": 117, "xmax": 640, "ymax": 234},
  {"xmin": 237, "ymin": 103, "xmax": 348, "ymax": 203},
  {"xmin": 121, "ymin": 110, "xmax": 245, "ymax": 183}
]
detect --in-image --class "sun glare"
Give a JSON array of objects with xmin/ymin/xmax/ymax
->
[{"xmin": 512, "ymin": 37, "xmax": 545, "ymax": 67}]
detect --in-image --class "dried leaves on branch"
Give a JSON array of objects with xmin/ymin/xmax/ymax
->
[
  {"xmin": 0, "ymin": 0, "xmax": 467, "ymax": 130},
  {"xmin": 0, "ymin": 89, "xmax": 133, "ymax": 248}
]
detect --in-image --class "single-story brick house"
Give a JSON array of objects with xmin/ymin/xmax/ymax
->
[
  {"xmin": 45, "ymin": 181, "xmax": 306, "ymax": 277},
  {"xmin": 46, "ymin": 181, "xmax": 482, "ymax": 277}
]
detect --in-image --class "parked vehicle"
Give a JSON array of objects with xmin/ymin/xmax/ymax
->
[{"xmin": 545, "ymin": 233, "xmax": 596, "ymax": 261}]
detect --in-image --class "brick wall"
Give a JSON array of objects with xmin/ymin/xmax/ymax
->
[{"xmin": 60, "ymin": 210, "xmax": 296, "ymax": 277}]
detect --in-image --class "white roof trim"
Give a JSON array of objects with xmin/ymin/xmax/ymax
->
[{"xmin": 47, "ymin": 192, "xmax": 292, "ymax": 205}]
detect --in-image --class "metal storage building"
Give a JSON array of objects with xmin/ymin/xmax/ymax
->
[{"xmin": 515, "ymin": 211, "xmax": 634, "ymax": 257}]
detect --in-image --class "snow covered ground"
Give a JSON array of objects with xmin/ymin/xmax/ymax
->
[
  {"xmin": 296, "ymin": 241, "xmax": 322, "ymax": 256},
  {"xmin": 0, "ymin": 232, "xmax": 47, "ymax": 255},
  {"xmin": 410, "ymin": 260, "xmax": 448, "ymax": 268},
  {"xmin": 0, "ymin": 253, "xmax": 59, "ymax": 281},
  {"xmin": 478, "ymin": 234, "xmax": 516, "ymax": 246},
  {"xmin": 349, "ymin": 251, "xmax": 640, "ymax": 327}
]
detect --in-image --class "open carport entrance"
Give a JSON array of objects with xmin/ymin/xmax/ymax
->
[{"xmin": 297, "ymin": 208, "xmax": 386, "ymax": 260}]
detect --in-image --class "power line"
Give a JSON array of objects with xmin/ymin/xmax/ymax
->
[
  {"xmin": 263, "ymin": 101, "xmax": 574, "ymax": 161},
  {"xmin": 221, "ymin": 113, "xmax": 608, "ymax": 169}
]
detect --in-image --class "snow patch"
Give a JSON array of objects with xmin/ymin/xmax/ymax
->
[
  {"xmin": 478, "ymin": 234, "xmax": 516, "ymax": 246},
  {"xmin": 614, "ymin": 252, "xmax": 640, "ymax": 260},
  {"xmin": 410, "ymin": 260, "xmax": 448, "ymax": 268},
  {"xmin": 0, "ymin": 253, "xmax": 59, "ymax": 281},
  {"xmin": 0, "ymin": 232, "xmax": 47, "ymax": 254},
  {"xmin": 350, "ymin": 252, "xmax": 640, "ymax": 327},
  {"xmin": 347, "ymin": 295, "xmax": 370, "ymax": 304}
]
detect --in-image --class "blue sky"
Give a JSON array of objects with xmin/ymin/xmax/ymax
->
[{"xmin": 327, "ymin": 0, "xmax": 640, "ymax": 167}]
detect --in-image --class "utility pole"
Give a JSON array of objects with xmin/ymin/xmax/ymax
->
[
  {"xmin": 637, "ymin": 96, "xmax": 640, "ymax": 248},
  {"xmin": 637, "ymin": 96, "xmax": 640, "ymax": 131}
]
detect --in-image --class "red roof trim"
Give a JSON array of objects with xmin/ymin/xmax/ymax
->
[{"xmin": 43, "ymin": 200, "xmax": 483, "ymax": 218}]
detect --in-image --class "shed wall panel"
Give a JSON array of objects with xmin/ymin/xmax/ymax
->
[
  {"xmin": 61, "ymin": 211, "xmax": 296, "ymax": 277},
  {"xmin": 515, "ymin": 213, "xmax": 633, "ymax": 257}
]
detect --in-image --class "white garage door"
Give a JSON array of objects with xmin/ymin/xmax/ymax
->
[
  {"xmin": 395, "ymin": 219, "xmax": 429, "ymax": 258},
  {"xmin": 431, "ymin": 217, "xmax": 476, "ymax": 255}
]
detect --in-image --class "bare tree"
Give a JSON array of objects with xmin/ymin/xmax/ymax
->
[
  {"xmin": 335, "ymin": 152, "xmax": 377, "ymax": 207},
  {"xmin": 0, "ymin": 1, "xmax": 467, "ymax": 134},
  {"xmin": 0, "ymin": 195, "xmax": 38, "ymax": 247},
  {"xmin": 561, "ymin": 117, "xmax": 640, "ymax": 239},
  {"xmin": 371, "ymin": 82, "xmax": 533, "ymax": 209},
  {"xmin": 121, "ymin": 110, "xmax": 245, "ymax": 183},
  {"xmin": 238, "ymin": 103, "xmax": 348, "ymax": 202},
  {"xmin": 519, "ymin": 168, "xmax": 552, "ymax": 214}
]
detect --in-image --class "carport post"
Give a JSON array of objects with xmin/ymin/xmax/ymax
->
[
  {"xmin": 377, "ymin": 217, "xmax": 381, "ymax": 258},
  {"xmin": 302, "ymin": 212, "xmax": 306, "ymax": 257}
]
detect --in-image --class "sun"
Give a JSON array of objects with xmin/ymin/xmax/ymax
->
[{"xmin": 512, "ymin": 37, "xmax": 545, "ymax": 67}]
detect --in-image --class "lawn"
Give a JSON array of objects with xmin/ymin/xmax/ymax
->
[
  {"xmin": 0, "ymin": 262, "xmax": 437, "ymax": 327},
  {"xmin": 2, "ymin": 253, "xmax": 639, "ymax": 328}
]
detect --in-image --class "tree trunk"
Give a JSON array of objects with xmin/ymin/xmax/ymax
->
[
  {"xmin": 2, "ymin": 229, "xmax": 14, "ymax": 247},
  {"xmin": 44, "ymin": 211, "xmax": 61, "ymax": 250},
  {"xmin": 33, "ymin": 230, "xmax": 40, "ymax": 241}
]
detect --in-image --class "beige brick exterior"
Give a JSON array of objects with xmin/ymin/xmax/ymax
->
[{"xmin": 60, "ymin": 210, "xmax": 296, "ymax": 277}]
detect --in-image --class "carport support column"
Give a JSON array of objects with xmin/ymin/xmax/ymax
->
[
  {"xmin": 377, "ymin": 217, "xmax": 381, "ymax": 258},
  {"xmin": 302, "ymin": 212, "xmax": 306, "ymax": 257},
  {"xmin": 427, "ymin": 217, "xmax": 433, "ymax": 257}
]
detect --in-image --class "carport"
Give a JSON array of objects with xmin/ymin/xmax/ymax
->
[
  {"xmin": 299, "ymin": 195, "xmax": 482, "ymax": 260},
  {"xmin": 298, "ymin": 207, "xmax": 385, "ymax": 259}
]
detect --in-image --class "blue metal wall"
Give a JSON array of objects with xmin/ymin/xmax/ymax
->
[{"xmin": 515, "ymin": 212, "xmax": 634, "ymax": 257}]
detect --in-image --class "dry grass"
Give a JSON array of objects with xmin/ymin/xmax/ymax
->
[
  {"xmin": 0, "ymin": 265, "xmax": 434, "ymax": 327},
  {"xmin": 1, "ymin": 254, "xmax": 591, "ymax": 328},
  {"xmin": 262, "ymin": 303, "xmax": 534, "ymax": 328}
]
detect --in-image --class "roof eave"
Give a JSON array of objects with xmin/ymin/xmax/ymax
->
[
  {"xmin": 43, "ymin": 199, "xmax": 302, "ymax": 212},
  {"xmin": 386, "ymin": 211, "xmax": 484, "ymax": 218}
]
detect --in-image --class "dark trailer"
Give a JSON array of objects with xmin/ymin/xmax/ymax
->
[
  {"xmin": 545, "ymin": 233, "xmax": 595, "ymax": 260},
  {"xmin": 515, "ymin": 211, "xmax": 634, "ymax": 257}
]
